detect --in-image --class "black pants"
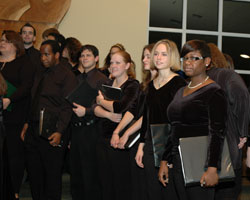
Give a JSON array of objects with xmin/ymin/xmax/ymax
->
[
  {"xmin": 70, "ymin": 123, "xmax": 101, "ymax": 200},
  {"xmin": 96, "ymin": 136, "xmax": 132, "ymax": 200},
  {"xmin": 129, "ymin": 141, "xmax": 148, "ymax": 200},
  {"xmin": 215, "ymin": 168, "xmax": 242, "ymax": 200},
  {"xmin": 5, "ymin": 123, "xmax": 25, "ymax": 195},
  {"xmin": 24, "ymin": 123, "xmax": 65, "ymax": 200},
  {"xmin": 143, "ymin": 141, "xmax": 178, "ymax": 200},
  {"xmin": 172, "ymin": 154, "xmax": 215, "ymax": 200}
]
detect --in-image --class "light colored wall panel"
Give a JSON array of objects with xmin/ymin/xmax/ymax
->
[{"xmin": 59, "ymin": 0, "xmax": 148, "ymax": 81}]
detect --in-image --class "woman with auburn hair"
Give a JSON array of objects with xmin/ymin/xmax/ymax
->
[
  {"xmin": 100, "ymin": 43, "xmax": 126, "ymax": 78},
  {"xmin": 94, "ymin": 50, "xmax": 140, "ymax": 200},
  {"xmin": 207, "ymin": 43, "xmax": 228, "ymax": 69},
  {"xmin": 135, "ymin": 39, "xmax": 186, "ymax": 200},
  {"xmin": 109, "ymin": 43, "xmax": 157, "ymax": 200},
  {"xmin": 0, "ymin": 30, "xmax": 35, "ymax": 200}
]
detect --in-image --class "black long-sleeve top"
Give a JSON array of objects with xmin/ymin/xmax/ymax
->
[
  {"xmin": 71, "ymin": 67, "xmax": 108, "ymax": 123},
  {"xmin": 100, "ymin": 78, "xmax": 140, "ymax": 138},
  {"xmin": 140, "ymin": 76, "xmax": 187, "ymax": 142},
  {"xmin": 1, "ymin": 55, "xmax": 35, "ymax": 125},
  {"xmin": 207, "ymin": 67, "xmax": 250, "ymax": 169},
  {"xmin": 29, "ymin": 62, "xmax": 77, "ymax": 135},
  {"xmin": 25, "ymin": 46, "xmax": 42, "ymax": 72},
  {"xmin": 162, "ymin": 83, "xmax": 227, "ymax": 168}
]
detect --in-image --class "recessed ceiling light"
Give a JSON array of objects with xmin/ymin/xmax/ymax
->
[{"xmin": 240, "ymin": 54, "xmax": 250, "ymax": 59}]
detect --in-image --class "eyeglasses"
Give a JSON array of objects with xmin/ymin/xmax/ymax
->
[{"xmin": 180, "ymin": 56, "xmax": 204, "ymax": 62}]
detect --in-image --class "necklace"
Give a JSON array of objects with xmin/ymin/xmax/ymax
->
[
  {"xmin": 188, "ymin": 76, "xmax": 209, "ymax": 89},
  {"xmin": 157, "ymin": 77, "xmax": 168, "ymax": 87}
]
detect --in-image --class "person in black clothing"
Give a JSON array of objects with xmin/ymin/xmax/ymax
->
[
  {"xmin": 113, "ymin": 43, "xmax": 156, "ymax": 200},
  {"xmin": 94, "ymin": 50, "xmax": 140, "ymax": 200},
  {"xmin": 135, "ymin": 39, "xmax": 186, "ymax": 200},
  {"xmin": 20, "ymin": 40, "xmax": 77, "ymax": 200},
  {"xmin": 69, "ymin": 45, "xmax": 111, "ymax": 200},
  {"xmin": 206, "ymin": 43, "xmax": 250, "ymax": 200},
  {"xmin": 159, "ymin": 40, "xmax": 227, "ymax": 200},
  {"xmin": 0, "ymin": 30, "xmax": 35, "ymax": 200},
  {"xmin": 0, "ymin": 73, "xmax": 7, "ymax": 200},
  {"xmin": 20, "ymin": 23, "xmax": 41, "ymax": 72}
]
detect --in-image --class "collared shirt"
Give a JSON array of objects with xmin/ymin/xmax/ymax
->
[
  {"xmin": 71, "ymin": 67, "xmax": 108, "ymax": 123},
  {"xmin": 30, "ymin": 62, "xmax": 77, "ymax": 134}
]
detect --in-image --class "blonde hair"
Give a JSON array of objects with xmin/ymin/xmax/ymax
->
[{"xmin": 150, "ymin": 39, "xmax": 181, "ymax": 72}]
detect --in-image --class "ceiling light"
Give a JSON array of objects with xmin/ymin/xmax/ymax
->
[{"xmin": 240, "ymin": 54, "xmax": 250, "ymax": 59}]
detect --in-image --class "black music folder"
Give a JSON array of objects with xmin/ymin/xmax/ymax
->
[
  {"xmin": 101, "ymin": 84, "xmax": 122, "ymax": 101},
  {"xmin": 150, "ymin": 124, "xmax": 171, "ymax": 167},
  {"xmin": 39, "ymin": 108, "xmax": 58, "ymax": 139},
  {"xmin": 178, "ymin": 136, "xmax": 235, "ymax": 187},
  {"xmin": 65, "ymin": 80, "xmax": 98, "ymax": 107}
]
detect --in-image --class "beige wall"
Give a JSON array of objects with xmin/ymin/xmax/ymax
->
[{"xmin": 58, "ymin": 0, "xmax": 148, "ymax": 81}]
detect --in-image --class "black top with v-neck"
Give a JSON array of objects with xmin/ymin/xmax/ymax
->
[
  {"xmin": 140, "ymin": 76, "xmax": 187, "ymax": 142},
  {"xmin": 163, "ymin": 82, "xmax": 227, "ymax": 168}
]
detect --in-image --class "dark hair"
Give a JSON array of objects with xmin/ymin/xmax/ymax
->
[
  {"xmin": 181, "ymin": 40, "xmax": 211, "ymax": 58},
  {"xmin": 2, "ymin": 30, "xmax": 25, "ymax": 57},
  {"xmin": 41, "ymin": 40, "xmax": 61, "ymax": 54},
  {"xmin": 112, "ymin": 51, "xmax": 136, "ymax": 79},
  {"xmin": 80, "ymin": 44, "xmax": 99, "ymax": 57},
  {"xmin": 47, "ymin": 32, "xmax": 66, "ymax": 51},
  {"xmin": 20, "ymin": 23, "xmax": 36, "ymax": 36},
  {"xmin": 64, "ymin": 37, "xmax": 82, "ymax": 63},
  {"xmin": 141, "ymin": 43, "xmax": 155, "ymax": 91},
  {"xmin": 42, "ymin": 28, "xmax": 60, "ymax": 40}
]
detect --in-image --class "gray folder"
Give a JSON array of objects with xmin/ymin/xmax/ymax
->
[{"xmin": 178, "ymin": 136, "xmax": 235, "ymax": 187}]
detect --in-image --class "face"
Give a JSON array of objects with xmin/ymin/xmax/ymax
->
[
  {"xmin": 62, "ymin": 47, "xmax": 69, "ymax": 59},
  {"xmin": 143, "ymin": 48, "xmax": 151, "ymax": 70},
  {"xmin": 47, "ymin": 35, "xmax": 55, "ymax": 41},
  {"xmin": 21, "ymin": 26, "xmax": 36, "ymax": 45},
  {"xmin": 40, "ymin": 44, "xmax": 59, "ymax": 68},
  {"xmin": 153, "ymin": 43, "xmax": 170, "ymax": 70},
  {"xmin": 182, "ymin": 51, "xmax": 209, "ymax": 77},
  {"xmin": 79, "ymin": 49, "xmax": 98, "ymax": 72},
  {"xmin": 110, "ymin": 53, "xmax": 129, "ymax": 78},
  {"xmin": 0, "ymin": 34, "xmax": 16, "ymax": 55}
]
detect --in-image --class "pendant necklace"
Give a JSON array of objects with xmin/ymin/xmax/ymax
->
[{"xmin": 188, "ymin": 76, "xmax": 209, "ymax": 89}]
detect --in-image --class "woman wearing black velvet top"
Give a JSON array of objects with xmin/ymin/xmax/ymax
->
[
  {"xmin": 0, "ymin": 30, "xmax": 34, "ymax": 200},
  {"xmin": 135, "ymin": 39, "xmax": 186, "ymax": 200},
  {"xmin": 94, "ymin": 50, "xmax": 140, "ymax": 200},
  {"xmin": 159, "ymin": 40, "xmax": 227, "ymax": 200}
]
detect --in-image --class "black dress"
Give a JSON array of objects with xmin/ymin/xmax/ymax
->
[
  {"xmin": 163, "ymin": 83, "xmax": 227, "ymax": 200},
  {"xmin": 140, "ymin": 76, "xmax": 186, "ymax": 200},
  {"xmin": 96, "ymin": 78, "xmax": 140, "ymax": 200},
  {"xmin": 0, "ymin": 55, "xmax": 34, "ymax": 196}
]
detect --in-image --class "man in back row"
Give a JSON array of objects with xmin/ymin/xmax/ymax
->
[{"xmin": 20, "ymin": 23, "xmax": 41, "ymax": 72}]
